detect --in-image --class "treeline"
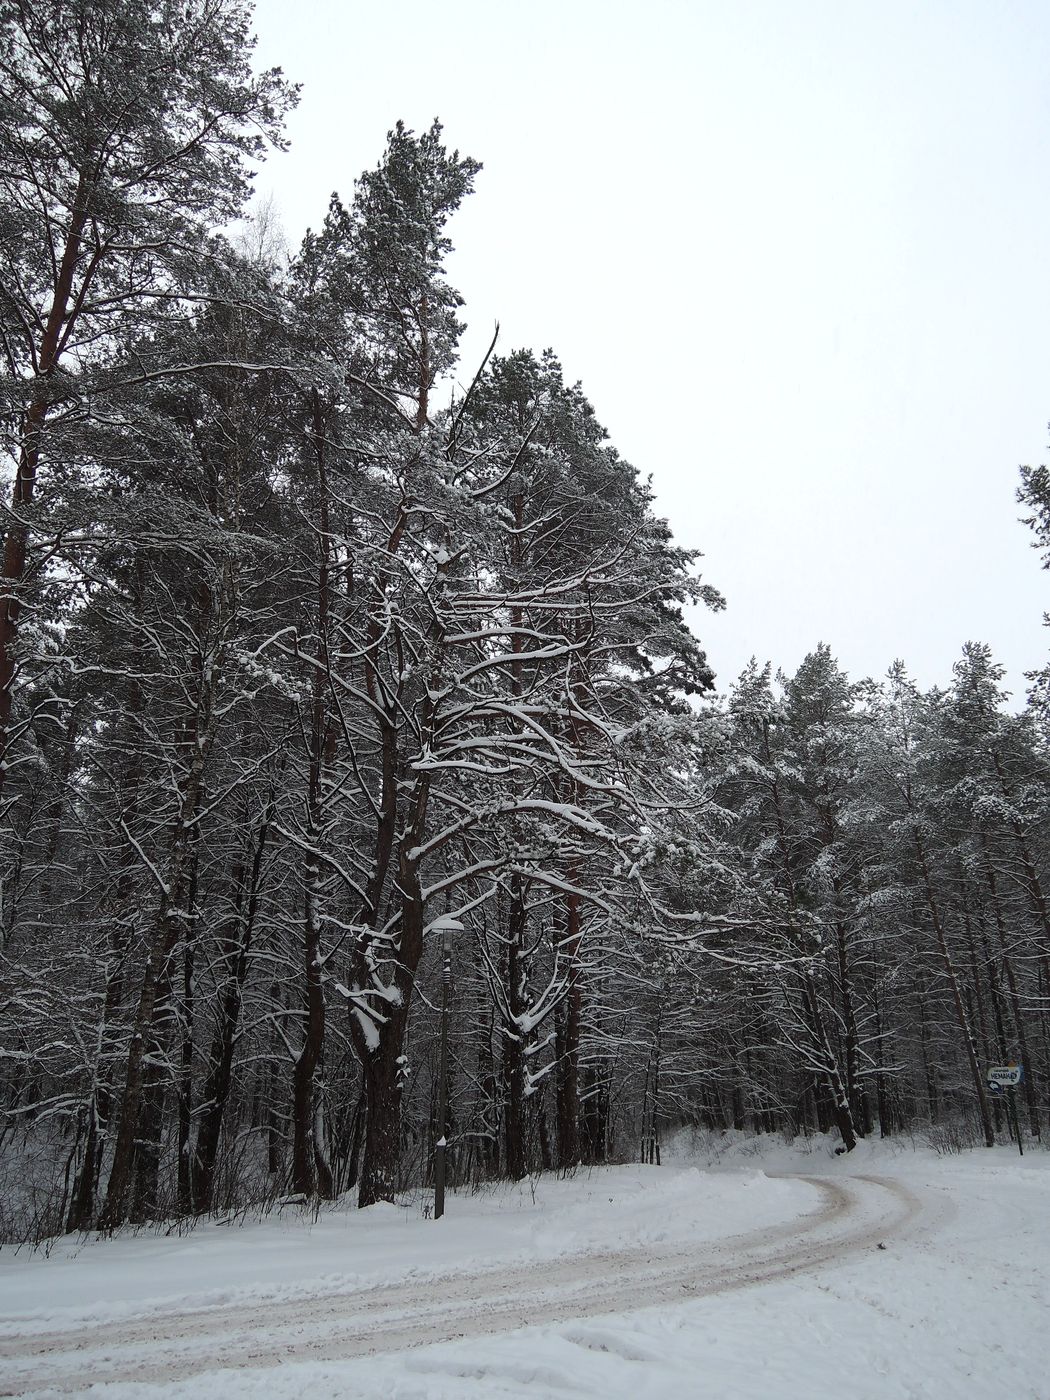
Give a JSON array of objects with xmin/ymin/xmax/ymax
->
[{"xmin": 1, "ymin": 1, "xmax": 1048, "ymax": 1242}]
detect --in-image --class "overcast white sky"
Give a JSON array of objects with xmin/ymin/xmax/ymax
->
[{"xmin": 250, "ymin": 0, "xmax": 1050, "ymax": 698}]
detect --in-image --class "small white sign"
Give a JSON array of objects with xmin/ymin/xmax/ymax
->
[{"xmin": 987, "ymin": 1065, "xmax": 1023, "ymax": 1087}]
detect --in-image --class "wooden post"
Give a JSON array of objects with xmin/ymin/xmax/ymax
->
[
  {"xmin": 434, "ymin": 927, "xmax": 450, "ymax": 1220},
  {"xmin": 432, "ymin": 916, "xmax": 463, "ymax": 1220}
]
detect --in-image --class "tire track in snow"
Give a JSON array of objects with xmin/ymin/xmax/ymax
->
[{"xmin": 0, "ymin": 1172, "xmax": 923, "ymax": 1396}]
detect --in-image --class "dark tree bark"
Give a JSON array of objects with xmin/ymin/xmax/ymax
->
[
  {"xmin": 192, "ymin": 804, "xmax": 272, "ymax": 1212},
  {"xmin": 914, "ymin": 829, "xmax": 995, "ymax": 1148},
  {"xmin": 502, "ymin": 878, "xmax": 528, "ymax": 1180},
  {"xmin": 555, "ymin": 891, "xmax": 582, "ymax": 1168}
]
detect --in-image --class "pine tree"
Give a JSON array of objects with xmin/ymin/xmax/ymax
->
[{"xmin": 0, "ymin": 0, "xmax": 293, "ymax": 780}]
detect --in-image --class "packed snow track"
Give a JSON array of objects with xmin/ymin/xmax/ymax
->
[{"xmin": 0, "ymin": 1172, "xmax": 923, "ymax": 1395}]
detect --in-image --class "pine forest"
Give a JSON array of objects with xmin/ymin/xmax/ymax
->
[{"xmin": 4, "ymin": 0, "xmax": 1050, "ymax": 1244}]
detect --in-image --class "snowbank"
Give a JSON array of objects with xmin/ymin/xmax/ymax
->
[{"xmin": 3, "ymin": 1136, "xmax": 1049, "ymax": 1399}]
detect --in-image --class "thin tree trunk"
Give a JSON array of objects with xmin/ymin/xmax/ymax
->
[
  {"xmin": 913, "ymin": 830, "xmax": 995, "ymax": 1147},
  {"xmin": 192, "ymin": 805, "xmax": 272, "ymax": 1212},
  {"xmin": 503, "ymin": 877, "xmax": 528, "ymax": 1179},
  {"xmin": 980, "ymin": 839, "xmax": 1040, "ymax": 1138},
  {"xmin": 99, "ymin": 742, "xmax": 211, "ymax": 1229},
  {"xmin": 556, "ymin": 890, "xmax": 582, "ymax": 1168}
]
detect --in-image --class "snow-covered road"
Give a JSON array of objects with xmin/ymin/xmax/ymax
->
[
  {"xmin": 1, "ymin": 1138, "xmax": 1047, "ymax": 1400},
  {"xmin": 0, "ymin": 1173, "xmax": 921, "ymax": 1393}
]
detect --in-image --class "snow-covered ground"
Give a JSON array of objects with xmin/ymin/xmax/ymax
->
[{"xmin": 1, "ymin": 1133, "xmax": 1047, "ymax": 1399}]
